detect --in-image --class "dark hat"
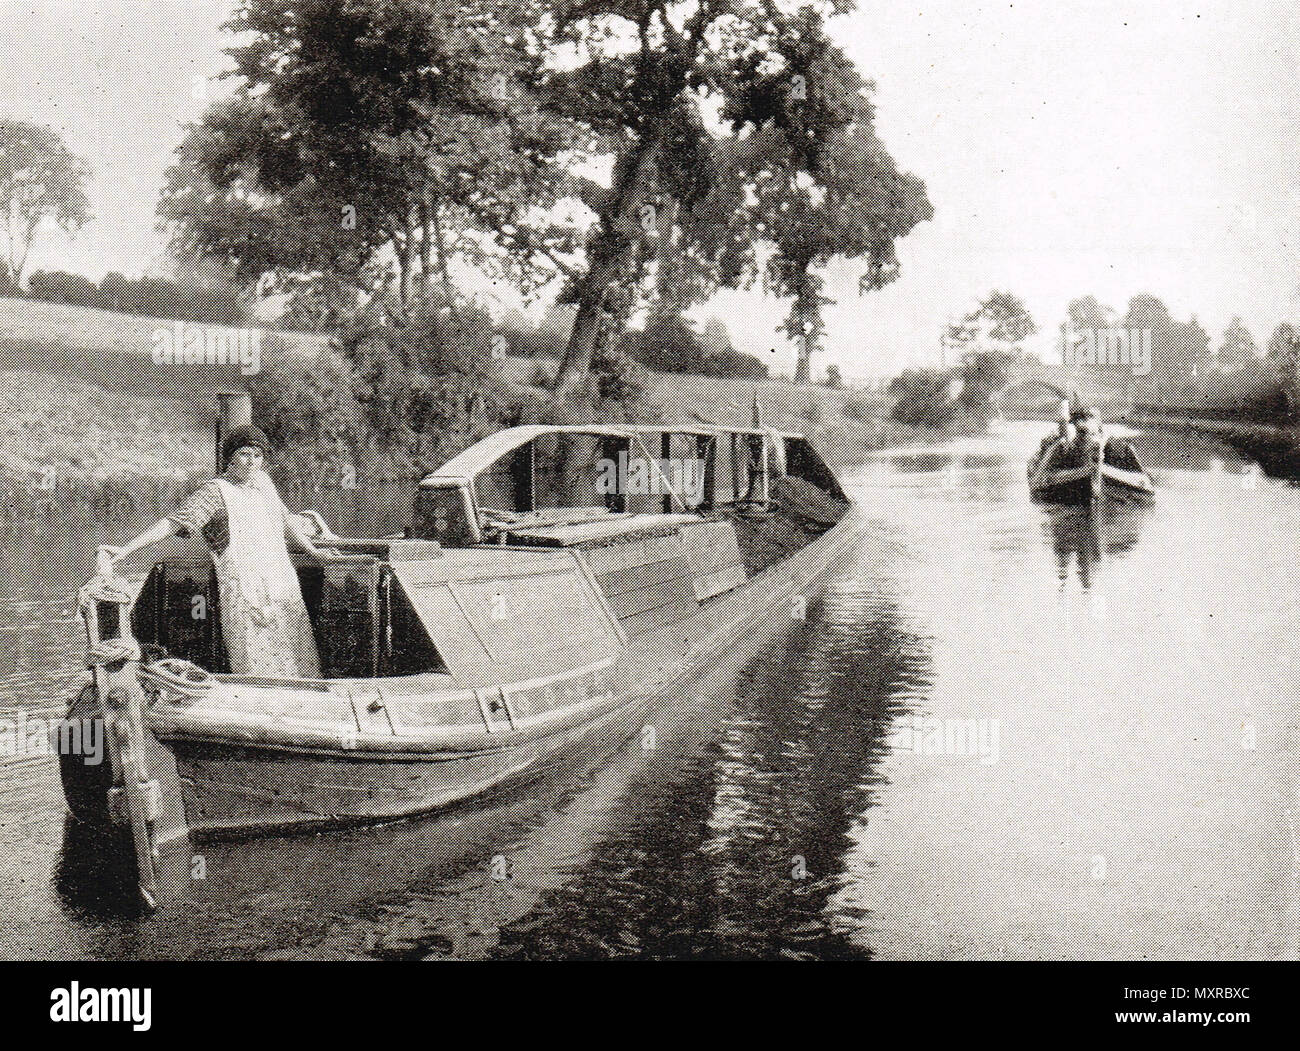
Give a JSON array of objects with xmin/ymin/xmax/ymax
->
[{"xmin": 221, "ymin": 424, "xmax": 272, "ymax": 466}]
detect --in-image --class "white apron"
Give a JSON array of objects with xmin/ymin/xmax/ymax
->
[{"xmin": 212, "ymin": 474, "xmax": 322, "ymax": 678}]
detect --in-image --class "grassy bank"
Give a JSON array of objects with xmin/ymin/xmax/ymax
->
[
  {"xmin": 1122, "ymin": 408, "xmax": 1300, "ymax": 480},
  {"xmin": 0, "ymin": 297, "xmax": 948, "ymax": 510}
]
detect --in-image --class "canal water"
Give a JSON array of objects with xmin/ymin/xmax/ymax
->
[{"xmin": 2, "ymin": 422, "xmax": 1297, "ymax": 959}]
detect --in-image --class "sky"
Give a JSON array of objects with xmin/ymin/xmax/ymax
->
[{"xmin": 2, "ymin": 0, "xmax": 1299, "ymax": 380}]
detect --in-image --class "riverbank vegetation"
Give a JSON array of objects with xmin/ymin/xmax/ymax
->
[
  {"xmin": 1053, "ymin": 293, "xmax": 1300, "ymax": 477},
  {"xmin": 887, "ymin": 291, "xmax": 1036, "ymax": 429},
  {"xmin": 1061, "ymin": 293, "xmax": 1300, "ymax": 425},
  {"xmin": 0, "ymin": 295, "xmax": 918, "ymax": 516}
]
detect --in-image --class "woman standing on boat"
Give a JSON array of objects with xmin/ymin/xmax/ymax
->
[{"xmin": 96, "ymin": 425, "xmax": 335, "ymax": 678}]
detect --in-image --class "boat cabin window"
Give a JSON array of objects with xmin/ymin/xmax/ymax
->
[{"xmin": 533, "ymin": 432, "xmax": 610, "ymax": 510}]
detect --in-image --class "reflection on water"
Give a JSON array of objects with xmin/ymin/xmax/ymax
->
[
  {"xmin": 1042, "ymin": 504, "xmax": 1150, "ymax": 591},
  {"xmin": 5, "ymin": 422, "xmax": 1300, "ymax": 959},
  {"xmin": 491, "ymin": 579, "xmax": 929, "ymax": 960}
]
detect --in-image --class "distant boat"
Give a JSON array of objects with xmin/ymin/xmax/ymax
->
[
  {"xmin": 1028, "ymin": 435, "xmax": 1154, "ymax": 505},
  {"xmin": 61, "ymin": 421, "xmax": 854, "ymax": 908}
]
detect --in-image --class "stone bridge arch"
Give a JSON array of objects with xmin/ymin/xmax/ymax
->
[
  {"xmin": 994, "ymin": 360, "xmax": 1131, "ymax": 414},
  {"xmin": 996, "ymin": 377, "xmax": 1070, "ymax": 403}
]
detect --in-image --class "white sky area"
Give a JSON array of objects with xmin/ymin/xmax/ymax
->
[{"xmin": 3, "ymin": 0, "xmax": 1299, "ymax": 380}]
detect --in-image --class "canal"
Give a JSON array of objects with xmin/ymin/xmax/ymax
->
[{"xmin": 2, "ymin": 421, "xmax": 1297, "ymax": 959}]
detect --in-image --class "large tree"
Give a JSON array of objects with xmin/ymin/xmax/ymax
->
[
  {"xmin": 730, "ymin": 113, "xmax": 931, "ymax": 383},
  {"xmin": 944, "ymin": 290, "xmax": 1037, "ymax": 358},
  {"xmin": 1121, "ymin": 294, "xmax": 1210, "ymax": 382},
  {"xmin": 158, "ymin": 0, "xmax": 585, "ymax": 311},
  {"xmin": 543, "ymin": 0, "xmax": 928, "ymax": 391},
  {"xmin": 1216, "ymin": 316, "xmax": 1258, "ymax": 372},
  {"xmin": 676, "ymin": 16, "xmax": 931, "ymax": 384},
  {"xmin": 0, "ymin": 119, "xmax": 91, "ymax": 287}
]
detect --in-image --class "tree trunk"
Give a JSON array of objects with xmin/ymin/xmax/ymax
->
[
  {"xmin": 790, "ymin": 272, "xmax": 821, "ymax": 384},
  {"xmin": 555, "ymin": 138, "xmax": 662, "ymax": 395},
  {"xmin": 554, "ymin": 256, "xmax": 619, "ymax": 399},
  {"xmin": 428, "ymin": 202, "xmax": 456, "ymax": 303},
  {"xmin": 399, "ymin": 213, "xmax": 418, "ymax": 308},
  {"xmin": 793, "ymin": 337, "xmax": 811, "ymax": 384},
  {"xmin": 13, "ymin": 216, "xmax": 38, "ymax": 288},
  {"xmin": 417, "ymin": 200, "xmax": 433, "ymax": 301}
]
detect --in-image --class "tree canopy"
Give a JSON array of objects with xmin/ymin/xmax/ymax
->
[
  {"xmin": 0, "ymin": 119, "xmax": 91, "ymax": 287},
  {"xmin": 540, "ymin": 0, "xmax": 929, "ymax": 389},
  {"xmin": 157, "ymin": 0, "xmax": 930, "ymax": 394},
  {"xmin": 1216, "ymin": 316, "xmax": 1259, "ymax": 371},
  {"xmin": 945, "ymin": 290, "xmax": 1037, "ymax": 359},
  {"xmin": 158, "ymin": 0, "xmax": 587, "ymax": 311}
]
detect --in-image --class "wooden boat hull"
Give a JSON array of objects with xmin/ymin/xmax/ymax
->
[
  {"xmin": 1029, "ymin": 452, "xmax": 1154, "ymax": 506},
  {"xmin": 63, "ymin": 510, "xmax": 860, "ymax": 840}
]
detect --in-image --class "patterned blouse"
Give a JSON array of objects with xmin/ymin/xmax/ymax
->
[{"xmin": 168, "ymin": 480, "xmax": 235, "ymax": 553}]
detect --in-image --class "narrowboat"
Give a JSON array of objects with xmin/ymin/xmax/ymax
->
[
  {"xmin": 60, "ymin": 413, "xmax": 856, "ymax": 907},
  {"xmin": 1028, "ymin": 435, "xmax": 1154, "ymax": 505}
]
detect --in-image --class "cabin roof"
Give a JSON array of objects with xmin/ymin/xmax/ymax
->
[{"xmin": 420, "ymin": 423, "xmax": 804, "ymax": 487}]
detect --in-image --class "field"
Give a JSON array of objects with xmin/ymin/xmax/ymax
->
[{"xmin": 0, "ymin": 295, "xmax": 910, "ymax": 503}]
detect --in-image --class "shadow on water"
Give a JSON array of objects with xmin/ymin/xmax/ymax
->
[
  {"xmin": 488, "ymin": 586, "xmax": 932, "ymax": 960},
  {"xmin": 1039, "ymin": 502, "xmax": 1152, "ymax": 591},
  {"xmin": 54, "ymin": 820, "xmax": 152, "ymax": 920}
]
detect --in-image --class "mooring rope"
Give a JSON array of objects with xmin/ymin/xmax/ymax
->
[{"xmin": 138, "ymin": 659, "xmax": 214, "ymax": 698}]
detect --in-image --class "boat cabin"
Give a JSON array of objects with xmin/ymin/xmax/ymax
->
[{"xmin": 128, "ymin": 424, "xmax": 849, "ymax": 686}]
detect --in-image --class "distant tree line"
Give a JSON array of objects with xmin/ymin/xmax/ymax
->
[
  {"xmin": 8, "ymin": 268, "xmax": 245, "ymax": 326},
  {"xmin": 1067, "ymin": 293, "xmax": 1300, "ymax": 420}
]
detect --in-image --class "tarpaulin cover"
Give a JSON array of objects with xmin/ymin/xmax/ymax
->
[{"xmin": 389, "ymin": 549, "xmax": 625, "ymax": 688}]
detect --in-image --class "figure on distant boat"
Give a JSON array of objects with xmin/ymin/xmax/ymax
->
[
  {"xmin": 1037, "ymin": 404, "xmax": 1141, "ymax": 473},
  {"xmin": 96, "ymin": 425, "xmax": 338, "ymax": 678}
]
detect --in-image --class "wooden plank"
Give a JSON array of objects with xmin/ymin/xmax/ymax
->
[
  {"xmin": 350, "ymin": 686, "xmax": 395, "ymax": 736},
  {"xmin": 580, "ymin": 533, "xmax": 688, "ymax": 576},
  {"xmin": 192, "ymin": 681, "xmax": 357, "ymax": 729},
  {"xmin": 618, "ymin": 599, "xmax": 697, "ymax": 636},
  {"xmin": 596, "ymin": 557, "xmax": 685, "ymax": 596},
  {"xmin": 389, "ymin": 555, "xmax": 624, "ymax": 688},
  {"xmin": 384, "ymin": 540, "xmax": 443, "ymax": 562},
  {"xmin": 398, "ymin": 546, "xmax": 579, "ymax": 582},
  {"xmin": 506, "ymin": 513, "xmax": 700, "ymax": 547},
  {"xmin": 390, "ymin": 579, "xmax": 493, "ymax": 670},
  {"xmin": 678, "ymin": 520, "xmax": 745, "ymax": 575},
  {"xmin": 487, "ymin": 506, "xmax": 620, "ymax": 531},
  {"xmin": 692, "ymin": 562, "xmax": 749, "ymax": 602},
  {"xmin": 606, "ymin": 571, "xmax": 699, "ymax": 620}
]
